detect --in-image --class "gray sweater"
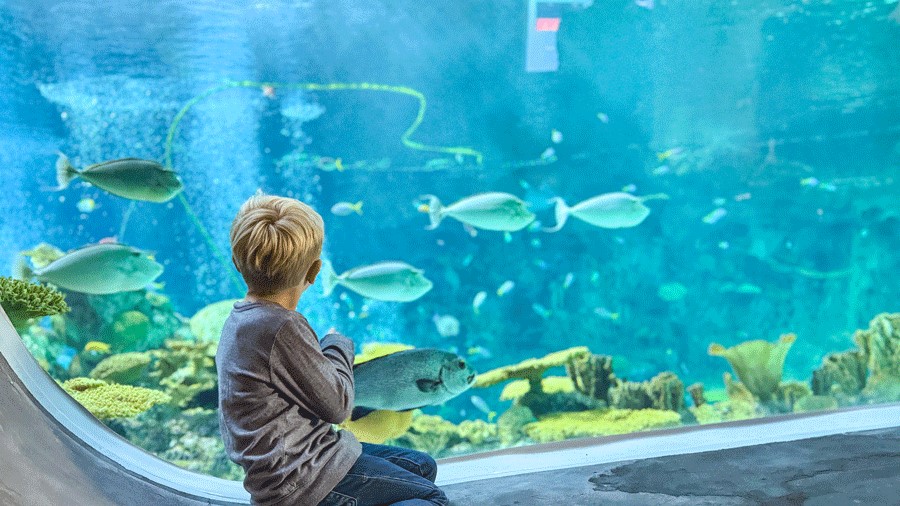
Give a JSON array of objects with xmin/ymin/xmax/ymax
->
[{"xmin": 216, "ymin": 300, "xmax": 362, "ymax": 505}]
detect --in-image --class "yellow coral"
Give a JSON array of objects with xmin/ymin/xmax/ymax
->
[
  {"xmin": 102, "ymin": 310, "xmax": 150, "ymax": 352},
  {"xmin": 0, "ymin": 276, "xmax": 70, "ymax": 330},
  {"xmin": 457, "ymin": 419, "xmax": 498, "ymax": 446},
  {"xmin": 474, "ymin": 347, "xmax": 590, "ymax": 388},
  {"xmin": 89, "ymin": 352, "xmax": 151, "ymax": 384},
  {"xmin": 61, "ymin": 377, "xmax": 171, "ymax": 419},
  {"xmin": 500, "ymin": 376, "xmax": 575, "ymax": 401},
  {"xmin": 354, "ymin": 342, "xmax": 415, "ymax": 365},
  {"xmin": 523, "ymin": 409, "xmax": 681, "ymax": 443},
  {"xmin": 340, "ymin": 410, "xmax": 415, "ymax": 444},
  {"xmin": 708, "ymin": 333, "xmax": 796, "ymax": 401}
]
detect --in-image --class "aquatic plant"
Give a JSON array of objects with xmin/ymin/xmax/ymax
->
[
  {"xmin": 189, "ymin": 299, "xmax": 240, "ymax": 342},
  {"xmin": 522, "ymin": 409, "xmax": 681, "ymax": 443},
  {"xmin": 687, "ymin": 383, "xmax": 706, "ymax": 407},
  {"xmin": 708, "ymin": 333, "xmax": 796, "ymax": 401},
  {"xmin": 60, "ymin": 377, "xmax": 171, "ymax": 420},
  {"xmin": 0, "ymin": 276, "xmax": 70, "ymax": 330},
  {"xmin": 89, "ymin": 352, "xmax": 151, "ymax": 384}
]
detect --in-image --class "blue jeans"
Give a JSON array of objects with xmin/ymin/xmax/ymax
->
[{"xmin": 318, "ymin": 442, "xmax": 449, "ymax": 506}]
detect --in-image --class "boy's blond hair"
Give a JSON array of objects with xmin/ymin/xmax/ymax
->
[{"xmin": 230, "ymin": 193, "xmax": 324, "ymax": 295}]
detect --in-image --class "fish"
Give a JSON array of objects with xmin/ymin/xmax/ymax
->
[
  {"xmin": 800, "ymin": 177, "xmax": 820, "ymax": 188},
  {"xmin": 419, "ymin": 192, "xmax": 536, "ymax": 232},
  {"xmin": 532, "ymin": 303, "xmax": 552, "ymax": 319},
  {"xmin": 540, "ymin": 147, "xmax": 556, "ymax": 161},
  {"xmin": 597, "ymin": 112, "xmax": 610, "ymax": 123},
  {"xmin": 320, "ymin": 259, "xmax": 433, "ymax": 302},
  {"xmin": 469, "ymin": 395, "xmax": 497, "ymax": 421},
  {"xmin": 467, "ymin": 346, "xmax": 492, "ymax": 359},
  {"xmin": 622, "ymin": 184, "xmax": 637, "ymax": 193},
  {"xmin": 563, "ymin": 272, "xmax": 575, "ymax": 289},
  {"xmin": 652, "ymin": 165, "xmax": 671, "ymax": 176},
  {"xmin": 351, "ymin": 348, "xmax": 477, "ymax": 420},
  {"xmin": 316, "ymin": 157, "xmax": 345, "ymax": 172},
  {"xmin": 261, "ymin": 85, "xmax": 276, "ymax": 98},
  {"xmin": 656, "ymin": 147, "xmax": 682, "ymax": 161},
  {"xmin": 84, "ymin": 341, "xmax": 111, "ymax": 354},
  {"xmin": 734, "ymin": 192, "xmax": 752, "ymax": 202},
  {"xmin": 54, "ymin": 153, "xmax": 183, "ymax": 203},
  {"xmin": 76, "ymin": 198, "xmax": 97, "ymax": 213},
  {"xmin": 594, "ymin": 307, "xmax": 620, "ymax": 321},
  {"xmin": 16, "ymin": 243, "xmax": 164, "ymax": 295},
  {"xmin": 462, "ymin": 223, "xmax": 478, "ymax": 237},
  {"xmin": 496, "ymin": 280, "xmax": 515, "ymax": 296},
  {"xmin": 635, "ymin": 0, "xmax": 654, "ymax": 9},
  {"xmin": 503, "ymin": 232, "xmax": 513, "ymax": 243},
  {"xmin": 551, "ymin": 129, "xmax": 563, "ymax": 144},
  {"xmin": 472, "ymin": 291, "xmax": 487, "ymax": 314},
  {"xmin": 331, "ymin": 201, "xmax": 363, "ymax": 216},
  {"xmin": 433, "ymin": 314, "xmax": 461, "ymax": 337},
  {"xmin": 543, "ymin": 192, "xmax": 669, "ymax": 232},
  {"xmin": 702, "ymin": 207, "xmax": 727, "ymax": 224}
]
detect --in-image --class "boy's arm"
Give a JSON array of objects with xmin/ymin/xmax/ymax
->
[{"xmin": 269, "ymin": 315, "xmax": 356, "ymax": 424}]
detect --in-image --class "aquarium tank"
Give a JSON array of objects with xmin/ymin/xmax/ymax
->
[{"xmin": 0, "ymin": 0, "xmax": 898, "ymax": 482}]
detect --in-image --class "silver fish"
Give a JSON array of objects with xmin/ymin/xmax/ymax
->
[
  {"xmin": 544, "ymin": 192, "xmax": 669, "ymax": 232},
  {"xmin": 54, "ymin": 153, "xmax": 183, "ymax": 203},
  {"xmin": 16, "ymin": 243, "xmax": 163, "ymax": 295},
  {"xmin": 321, "ymin": 260, "xmax": 433, "ymax": 302},
  {"xmin": 420, "ymin": 192, "xmax": 536, "ymax": 232},
  {"xmin": 351, "ymin": 348, "xmax": 477, "ymax": 420}
]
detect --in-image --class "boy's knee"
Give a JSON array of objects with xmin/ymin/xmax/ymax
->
[{"xmin": 416, "ymin": 453, "xmax": 438, "ymax": 482}]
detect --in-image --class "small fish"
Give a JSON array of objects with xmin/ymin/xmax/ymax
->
[
  {"xmin": 532, "ymin": 303, "xmax": 552, "ymax": 319},
  {"xmin": 622, "ymin": 183, "xmax": 637, "ymax": 193},
  {"xmin": 530, "ymin": 238, "xmax": 541, "ymax": 248},
  {"xmin": 702, "ymin": 208, "xmax": 727, "ymax": 224},
  {"xmin": 461, "ymin": 253, "xmax": 475, "ymax": 267},
  {"xmin": 76, "ymin": 197, "xmax": 97, "ymax": 213},
  {"xmin": 463, "ymin": 223, "xmax": 478, "ymax": 237},
  {"xmin": 351, "ymin": 349, "xmax": 476, "ymax": 420},
  {"xmin": 262, "ymin": 85, "xmax": 276, "ymax": 98},
  {"xmin": 656, "ymin": 147, "xmax": 682, "ymax": 161},
  {"xmin": 800, "ymin": 177, "xmax": 820, "ymax": 187},
  {"xmin": 83, "ymin": 341, "xmax": 111, "ymax": 354},
  {"xmin": 593, "ymin": 307, "xmax": 620, "ymax": 321},
  {"xmin": 713, "ymin": 197, "xmax": 727, "ymax": 206},
  {"xmin": 652, "ymin": 165, "xmax": 671, "ymax": 176},
  {"xmin": 544, "ymin": 192, "xmax": 669, "ymax": 232},
  {"xmin": 496, "ymin": 280, "xmax": 515, "ymax": 297},
  {"xmin": 433, "ymin": 314, "xmax": 461, "ymax": 337},
  {"xmin": 764, "ymin": 138, "xmax": 777, "ymax": 165},
  {"xmin": 597, "ymin": 112, "xmax": 610, "ymax": 123},
  {"xmin": 472, "ymin": 291, "xmax": 487, "ymax": 314},
  {"xmin": 331, "ymin": 201, "xmax": 363, "ymax": 216},
  {"xmin": 540, "ymin": 147, "xmax": 556, "ymax": 161},
  {"xmin": 718, "ymin": 241, "xmax": 730, "ymax": 250},
  {"xmin": 467, "ymin": 346, "xmax": 492, "ymax": 359},
  {"xmin": 503, "ymin": 231, "xmax": 513, "ymax": 243},
  {"xmin": 590, "ymin": 271, "xmax": 600, "ymax": 284},
  {"xmin": 16, "ymin": 243, "xmax": 163, "ymax": 295},
  {"xmin": 419, "ymin": 192, "xmax": 536, "ymax": 232},
  {"xmin": 316, "ymin": 157, "xmax": 345, "ymax": 172},
  {"xmin": 321, "ymin": 260, "xmax": 433, "ymax": 302},
  {"xmin": 635, "ymin": 0, "xmax": 654, "ymax": 9},
  {"xmin": 734, "ymin": 192, "xmax": 752, "ymax": 202},
  {"xmin": 551, "ymin": 129, "xmax": 563, "ymax": 144},
  {"xmin": 54, "ymin": 153, "xmax": 183, "ymax": 203},
  {"xmin": 470, "ymin": 395, "xmax": 497, "ymax": 421},
  {"xmin": 563, "ymin": 272, "xmax": 575, "ymax": 289}
]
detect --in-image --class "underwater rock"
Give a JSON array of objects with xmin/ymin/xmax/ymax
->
[
  {"xmin": 687, "ymin": 383, "xmax": 706, "ymax": 407},
  {"xmin": 565, "ymin": 353, "xmax": 616, "ymax": 403},
  {"xmin": 811, "ymin": 350, "xmax": 868, "ymax": 398},
  {"xmin": 189, "ymin": 299, "xmax": 240, "ymax": 343},
  {"xmin": 59, "ymin": 377, "xmax": 170, "ymax": 419},
  {"xmin": 608, "ymin": 372, "xmax": 685, "ymax": 412},
  {"xmin": 0, "ymin": 277, "xmax": 70, "ymax": 330},
  {"xmin": 708, "ymin": 333, "xmax": 796, "ymax": 401},
  {"xmin": 854, "ymin": 312, "xmax": 900, "ymax": 387},
  {"xmin": 89, "ymin": 352, "xmax": 151, "ymax": 384},
  {"xmin": 522, "ymin": 408, "xmax": 681, "ymax": 443},
  {"xmin": 496, "ymin": 404, "xmax": 537, "ymax": 446}
]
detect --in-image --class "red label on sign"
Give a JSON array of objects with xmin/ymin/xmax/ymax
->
[{"xmin": 535, "ymin": 17, "xmax": 561, "ymax": 32}]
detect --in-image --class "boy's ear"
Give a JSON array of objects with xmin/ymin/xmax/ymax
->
[{"xmin": 306, "ymin": 259, "xmax": 322, "ymax": 285}]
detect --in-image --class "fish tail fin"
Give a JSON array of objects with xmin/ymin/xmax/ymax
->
[
  {"xmin": 421, "ymin": 195, "xmax": 443, "ymax": 230},
  {"xmin": 353, "ymin": 201, "xmax": 363, "ymax": 215},
  {"xmin": 542, "ymin": 197, "xmax": 569, "ymax": 232},
  {"xmin": 14, "ymin": 256, "xmax": 34, "ymax": 281},
  {"xmin": 54, "ymin": 152, "xmax": 78, "ymax": 190},
  {"xmin": 321, "ymin": 259, "xmax": 339, "ymax": 297},
  {"xmin": 641, "ymin": 193, "xmax": 670, "ymax": 202}
]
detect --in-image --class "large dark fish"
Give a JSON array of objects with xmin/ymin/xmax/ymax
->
[
  {"xmin": 351, "ymin": 348, "xmax": 477, "ymax": 421},
  {"xmin": 54, "ymin": 153, "xmax": 184, "ymax": 203}
]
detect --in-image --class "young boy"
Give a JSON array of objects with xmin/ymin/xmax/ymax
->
[{"xmin": 217, "ymin": 193, "xmax": 449, "ymax": 506}]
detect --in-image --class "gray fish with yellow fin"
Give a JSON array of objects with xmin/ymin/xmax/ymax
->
[
  {"xmin": 351, "ymin": 348, "xmax": 477, "ymax": 421},
  {"xmin": 54, "ymin": 152, "xmax": 184, "ymax": 203}
]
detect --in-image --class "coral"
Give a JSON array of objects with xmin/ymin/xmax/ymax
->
[
  {"xmin": 522, "ymin": 409, "xmax": 681, "ymax": 443},
  {"xmin": 89, "ymin": 352, "xmax": 151, "ymax": 384},
  {"xmin": 687, "ymin": 383, "xmax": 706, "ymax": 407},
  {"xmin": 565, "ymin": 353, "xmax": 616, "ymax": 402},
  {"xmin": 473, "ymin": 346, "xmax": 591, "ymax": 390},
  {"xmin": 811, "ymin": 350, "xmax": 868, "ymax": 398},
  {"xmin": 854, "ymin": 312, "xmax": 900, "ymax": 386},
  {"xmin": 457, "ymin": 419, "xmax": 498, "ymax": 446},
  {"xmin": 354, "ymin": 342, "xmax": 415, "ymax": 365},
  {"xmin": 496, "ymin": 404, "xmax": 537, "ymax": 446},
  {"xmin": 608, "ymin": 372, "xmax": 685, "ymax": 411},
  {"xmin": 340, "ymin": 410, "xmax": 415, "ymax": 444},
  {"xmin": 708, "ymin": 333, "xmax": 796, "ymax": 401},
  {"xmin": 387, "ymin": 412, "xmax": 500, "ymax": 458},
  {"xmin": 773, "ymin": 381, "xmax": 812, "ymax": 412},
  {"xmin": 0, "ymin": 277, "xmax": 70, "ymax": 330},
  {"xmin": 189, "ymin": 299, "xmax": 240, "ymax": 342},
  {"xmin": 101, "ymin": 310, "xmax": 151, "ymax": 352},
  {"xmin": 19, "ymin": 243, "xmax": 65, "ymax": 268},
  {"xmin": 499, "ymin": 376, "xmax": 575, "ymax": 401},
  {"xmin": 689, "ymin": 400, "xmax": 758, "ymax": 425},
  {"xmin": 149, "ymin": 339, "xmax": 218, "ymax": 408},
  {"xmin": 793, "ymin": 395, "xmax": 839, "ymax": 413},
  {"xmin": 60, "ymin": 377, "xmax": 171, "ymax": 419},
  {"xmin": 722, "ymin": 372, "xmax": 756, "ymax": 404}
]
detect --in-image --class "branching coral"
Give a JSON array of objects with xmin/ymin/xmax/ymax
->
[
  {"xmin": 473, "ymin": 346, "xmax": 590, "ymax": 390},
  {"xmin": 522, "ymin": 409, "xmax": 681, "ymax": 443},
  {"xmin": 565, "ymin": 353, "xmax": 616, "ymax": 402},
  {"xmin": 60, "ymin": 377, "xmax": 171, "ymax": 419},
  {"xmin": 89, "ymin": 352, "xmax": 151, "ymax": 384},
  {"xmin": 354, "ymin": 342, "xmax": 415, "ymax": 365},
  {"xmin": 0, "ymin": 277, "xmax": 70, "ymax": 330},
  {"xmin": 708, "ymin": 333, "xmax": 796, "ymax": 401}
]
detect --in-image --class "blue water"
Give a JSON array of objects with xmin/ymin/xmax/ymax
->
[{"xmin": 0, "ymin": 0, "xmax": 898, "ymax": 428}]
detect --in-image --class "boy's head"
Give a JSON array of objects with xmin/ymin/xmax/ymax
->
[{"xmin": 230, "ymin": 193, "xmax": 324, "ymax": 296}]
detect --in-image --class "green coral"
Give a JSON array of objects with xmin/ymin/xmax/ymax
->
[
  {"xmin": 89, "ymin": 352, "xmax": 151, "ymax": 384},
  {"xmin": 523, "ymin": 409, "xmax": 682, "ymax": 443},
  {"xmin": 854, "ymin": 312, "xmax": 900, "ymax": 387},
  {"xmin": 793, "ymin": 395, "xmax": 839, "ymax": 413},
  {"xmin": 496, "ymin": 404, "xmax": 537, "ymax": 446},
  {"xmin": 811, "ymin": 350, "xmax": 868, "ymax": 398},
  {"xmin": 60, "ymin": 377, "xmax": 171, "ymax": 419},
  {"xmin": 708, "ymin": 333, "xmax": 796, "ymax": 401},
  {"xmin": 773, "ymin": 381, "xmax": 812, "ymax": 412},
  {"xmin": 189, "ymin": 299, "xmax": 240, "ymax": 342},
  {"xmin": 101, "ymin": 310, "xmax": 151, "ymax": 352},
  {"xmin": 149, "ymin": 339, "xmax": 218, "ymax": 408},
  {"xmin": 608, "ymin": 372, "xmax": 685, "ymax": 411},
  {"xmin": 0, "ymin": 277, "xmax": 70, "ymax": 330}
]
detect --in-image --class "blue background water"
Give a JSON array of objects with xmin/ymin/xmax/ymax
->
[{"xmin": 0, "ymin": 0, "xmax": 898, "ymax": 420}]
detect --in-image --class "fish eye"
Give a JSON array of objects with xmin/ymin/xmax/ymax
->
[{"xmin": 457, "ymin": 359, "xmax": 466, "ymax": 369}]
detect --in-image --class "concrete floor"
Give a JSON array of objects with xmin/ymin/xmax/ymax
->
[{"xmin": 442, "ymin": 426, "xmax": 900, "ymax": 505}]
